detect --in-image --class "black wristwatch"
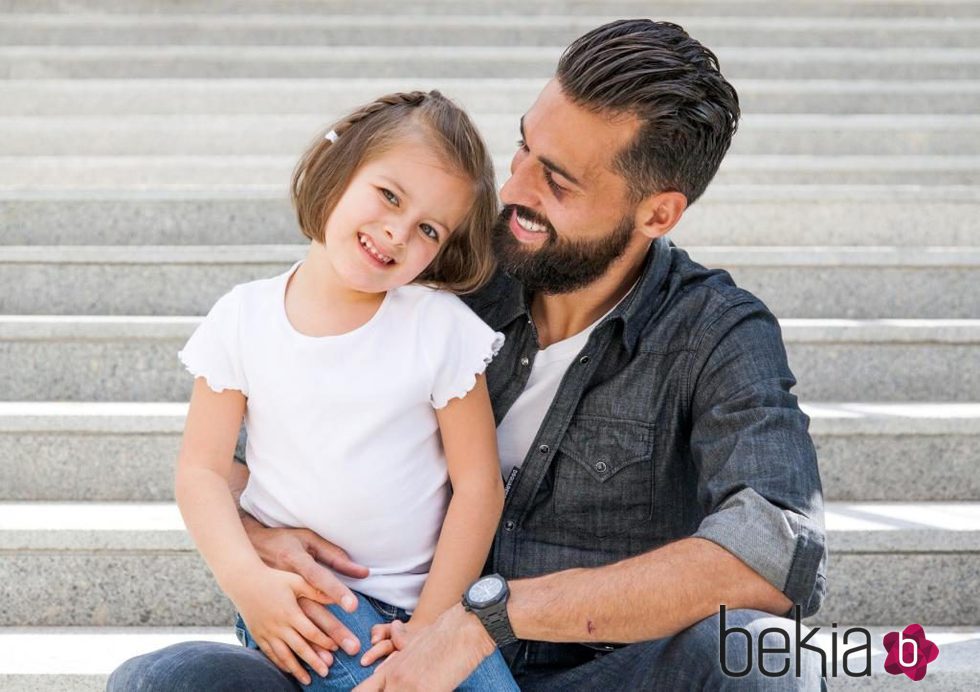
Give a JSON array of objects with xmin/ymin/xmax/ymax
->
[{"xmin": 462, "ymin": 573, "xmax": 518, "ymax": 647}]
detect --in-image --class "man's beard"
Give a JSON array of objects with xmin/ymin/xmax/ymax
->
[{"xmin": 491, "ymin": 204, "xmax": 635, "ymax": 295}]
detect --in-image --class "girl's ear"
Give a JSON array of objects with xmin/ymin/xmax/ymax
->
[{"xmin": 634, "ymin": 191, "xmax": 687, "ymax": 240}]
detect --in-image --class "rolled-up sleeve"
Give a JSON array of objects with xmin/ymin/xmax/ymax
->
[{"xmin": 687, "ymin": 299, "xmax": 827, "ymax": 617}]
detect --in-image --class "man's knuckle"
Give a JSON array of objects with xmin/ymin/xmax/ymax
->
[{"xmin": 273, "ymin": 545, "xmax": 296, "ymax": 567}]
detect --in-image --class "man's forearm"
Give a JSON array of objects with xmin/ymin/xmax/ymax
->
[
  {"xmin": 228, "ymin": 460, "xmax": 250, "ymax": 517},
  {"xmin": 507, "ymin": 537, "xmax": 793, "ymax": 644}
]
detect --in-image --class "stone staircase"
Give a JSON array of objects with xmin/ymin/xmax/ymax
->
[{"xmin": 1, "ymin": 1, "xmax": 978, "ymax": 689}]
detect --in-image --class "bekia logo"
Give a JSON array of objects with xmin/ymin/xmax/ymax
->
[
  {"xmin": 883, "ymin": 624, "xmax": 940, "ymax": 681},
  {"xmin": 719, "ymin": 606, "xmax": 941, "ymax": 681}
]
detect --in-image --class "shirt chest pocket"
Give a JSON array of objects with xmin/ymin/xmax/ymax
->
[{"xmin": 553, "ymin": 416, "xmax": 655, "ymax": 537}]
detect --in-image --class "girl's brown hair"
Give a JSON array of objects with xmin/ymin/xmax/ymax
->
[{"xmin": 291, "ymin": 91, "xmax": 498, "ymax": 294}]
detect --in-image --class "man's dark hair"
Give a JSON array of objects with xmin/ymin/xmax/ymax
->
[{"xmin": 556, "ymin": 19, "xmax": 740, "ymax": 206}]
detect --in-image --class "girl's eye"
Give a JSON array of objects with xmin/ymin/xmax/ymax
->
[
  {"xmin": 380, "ymin": 188, "xmax": 399, "ymax": 206},
  {"xmin": 516, "ymin": 138, "xmax": 528, "ymax": 151},
  {"xmin": 420, "ymin": 224, "xmax": 439, "ymax": 241},
  {"xmin": 543, "ymin": 169, "xmax": 566, "ymax": 197}
]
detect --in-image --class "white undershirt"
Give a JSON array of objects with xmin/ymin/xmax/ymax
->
[{"xmin": 496, "ymin": 288, "xmax": 634, "ymax": 479}]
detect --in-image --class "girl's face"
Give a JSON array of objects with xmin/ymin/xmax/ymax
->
[{"xmin": 321, "ymin": 135, "xmax": 474, "ymax": 294}]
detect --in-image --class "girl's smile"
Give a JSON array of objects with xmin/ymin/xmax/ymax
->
[{"xmin": 357, "ymin": 232, "xmax": 396, "ymax": 266}]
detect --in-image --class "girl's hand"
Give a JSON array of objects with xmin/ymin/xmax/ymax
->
[
  {"xmin": 231, "ymin": 566, "xmax": 341, "ymax": 685},
  {"xmin": 359, "ymin": 619, "xmax": 419, "ymax": 667}
]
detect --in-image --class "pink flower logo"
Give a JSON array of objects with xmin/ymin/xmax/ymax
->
[{"xmin": 883, "ymin": 624, "xmax": 939, "ymax": 681}]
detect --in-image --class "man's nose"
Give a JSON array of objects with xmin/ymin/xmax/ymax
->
[{"xmin": 501, "ymin": 152, "xmax": 540, "ymax": 209}]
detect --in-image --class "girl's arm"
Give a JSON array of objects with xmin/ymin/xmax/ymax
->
[
  {"xmin": 361, "ymin": 374, "xmax": 504, "ymax": 664},
  {"xmin": 175, "ymin": 378, "xmax": 332, "ymax": 684}
]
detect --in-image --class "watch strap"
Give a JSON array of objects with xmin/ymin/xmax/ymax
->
[{"xmin": 475, "ymin": 599, "xmax": 518, "ymax": 647}]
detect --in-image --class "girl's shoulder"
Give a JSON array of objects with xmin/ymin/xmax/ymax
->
[{"xmin": 393, "ymin": 284, "xmax": 477, "ymax": 321}]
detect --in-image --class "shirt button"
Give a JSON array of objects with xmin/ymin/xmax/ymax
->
[
  {"xmin": 539, "ymin": 444, "xmax": 550, "ymax": 454},
  {"xmin": 504, "ymin": 520, "xmax": 516, "ymax": 531},
  {"xmin": 579, "ymin": 355, "xmax": 590, "ymax": 364},
  {"xmin": 594, "ymin": 459, "xmax": 608, "ymax": 474},
  {"xmin": 520, "ymin": 356, "xmax": 530, "ymax": 366}
]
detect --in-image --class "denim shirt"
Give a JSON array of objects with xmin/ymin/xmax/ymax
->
[{"xmin": 462, "ymin": 236, "xmax": 827, "ymax": 618}]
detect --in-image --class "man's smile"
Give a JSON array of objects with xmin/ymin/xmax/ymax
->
[{"xmin": 509, "ymin": 207, "xmax": 550, "ymax": 244}]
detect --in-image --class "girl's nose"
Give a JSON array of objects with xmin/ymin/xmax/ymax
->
[{"xmin": 383, "ymin": 223, "xmax": 409, "ymax": 246}]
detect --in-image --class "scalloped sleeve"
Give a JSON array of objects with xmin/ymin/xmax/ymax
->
[
  {"xmin": 426, "ymin": 294, "xmax": 504, "ymax": 410},
  {"xmin": 177, "ymin": 287, "xmax": 249, "ymax": 396}
]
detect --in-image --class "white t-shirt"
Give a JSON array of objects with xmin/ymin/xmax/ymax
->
[
  {"xmin": 178, "ymin": 261, "xmax": 504, "ymax": 610},
  {"xmin": 496, "ymin": 323, "xmax": 597, "ymax": 479},
  {"xmin": 496, "ymin": 289, "xmax": 635, "ymax": 478}
]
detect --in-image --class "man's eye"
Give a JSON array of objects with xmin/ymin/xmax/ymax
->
[
  {"xmin": 544, "ymin": 169, "xmax": 565, "ymax": 196},
  {"xmin": 516, "ymin": 138, "xmax": 528, "ymax": 151},
  {"xmin": 380, "ymin": 188, "xmax": 399, "ymax": 206}
]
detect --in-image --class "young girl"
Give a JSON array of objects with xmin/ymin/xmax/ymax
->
[{"xmin": 175, "ymin": 91, "xmax": 518, "ymax": 691}]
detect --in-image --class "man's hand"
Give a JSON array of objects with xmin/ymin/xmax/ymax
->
[
  {"xmin": 359, "ymin": 617, "xmax": 428, "ymax": 667},
  {"xmin": 354, "ymin": 605, "xmax": 496, "ymax": 691},
  {"xmin": 242, "ymin": 513, "xmax": 370, "ymax": 656}
]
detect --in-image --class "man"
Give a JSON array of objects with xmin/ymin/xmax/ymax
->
[{"xmin": 110, "ymin": 19, "xmax": 826, "ymax": 690}]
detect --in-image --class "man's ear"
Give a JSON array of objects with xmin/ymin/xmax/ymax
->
[{"xmin": 634, "ymin": 191, "xmax": 688, "ymax": 240}]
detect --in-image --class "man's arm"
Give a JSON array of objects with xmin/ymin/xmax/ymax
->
[{"xmin": 507, "ymin": 536, "xmax": 790, "ymax": 643}]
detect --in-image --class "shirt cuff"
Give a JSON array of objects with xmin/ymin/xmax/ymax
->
[{"xmin": 692, "ymin": 486, "xmax": 827, "ymax": 618}]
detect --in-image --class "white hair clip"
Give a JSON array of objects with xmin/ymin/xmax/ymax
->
[{"xmin": 325, "ymin": 130, "xmax": 340, "ymax": 143}]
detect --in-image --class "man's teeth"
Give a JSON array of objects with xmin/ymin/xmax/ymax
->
[
  {"xmin": 358, "ymin": 234, "xmax": 393, "ymax": 264},
  {"xmin": 516, "ymin": 213, "xmax": 547, "ymax": 234}
]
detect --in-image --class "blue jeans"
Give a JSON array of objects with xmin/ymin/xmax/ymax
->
[
  {"xmin": 235, "ymin": 591, "xmax": 518, "ymax": 691},
  {"xmin": 106, "ymin": 591, "xmax": 518, "ymax": 691}
]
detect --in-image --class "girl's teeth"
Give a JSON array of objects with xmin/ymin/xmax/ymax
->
[{"xmin": 358, "ymin": 234, "xmax": 392, "ymax": 263}]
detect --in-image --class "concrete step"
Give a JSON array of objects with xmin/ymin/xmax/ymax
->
[
  {"xmin": 2, "ymin": 114, "xmax": 975, "ymax": 156},
  {"xmin": 685, "ymin": 246, "xmax": 980, "ymax": 318},
  {"xmin": 2, "ymin": 15, "xmax": 978, "ymax": 49},
  {"xmin": 2, "ymin": 402, "xmax": 977, "ymax": 503},
  {"xmin": 0, "ymin": 402, "xmax": 184, "ymax": 502},
  {"xmin": 0, "ymin": 501, "xmax": 976, "ymax": 626},
  {"xmin": 2, "ymin": 0, "xmax": 978, "ymax": 19},
  {"xmin": 1, "ymin": 45, "xmax": 977, "ymax": 80},
  {"xmin": 1, "ymin": 245, "xmax": 977, "ymax": 318},
  {"xmin": 4, "ymin": 79, "xmax": 978, "ymax": 116},
  {"xmin": 806, "ymin": 403, "xmax": 980, "ymax": 502},
  {"xmin": 0, "ymin": 316, "xmax": 976, "ymax": 402},
  {"xmin": 1, "ymin": 626, "xmax": 979, "ymax": 691},
  {"xmin": 3, "ymin": 186, "xmax": 976, "ymax": 247},
  {"xmin": 4, "ymin": 155, "xmax": 976, "ymax": 188},
  {"xmin": 0, "ymin": 628, "xmax": 237, "ymax": 692}
]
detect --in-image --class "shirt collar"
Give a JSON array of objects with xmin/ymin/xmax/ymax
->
[
  {"xmin": 611, "ymin": 235, "xmax": 674, "ymax": 353},
  {"xmin": 478, "ymin": 235, "xmax": 674, "ymax": 352}
]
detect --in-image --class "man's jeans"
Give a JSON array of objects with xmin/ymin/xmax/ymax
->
[
  {"xmin": 108, "ymin": 590, "xmax": 518, "ymax": 691},
  {"xmin": 107, "ymin": 608, "xmax": 825, "ymax": 690}
]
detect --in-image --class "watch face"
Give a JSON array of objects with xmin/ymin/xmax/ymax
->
[{"xmin": 468, "ymin": 576, "xmax": 504, "ymax": 607}]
